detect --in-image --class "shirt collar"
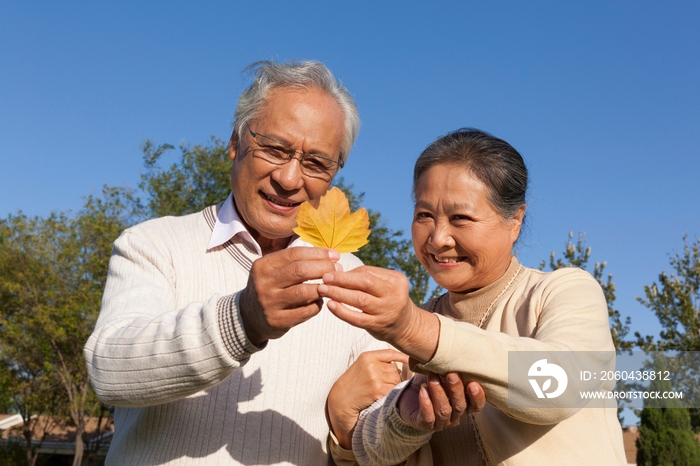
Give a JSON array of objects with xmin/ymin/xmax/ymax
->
[{"xmin": 207, "ymin": 193, "xmax": 311, "ymax": 255}]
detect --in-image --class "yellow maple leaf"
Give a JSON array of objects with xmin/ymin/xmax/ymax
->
[{"xmin": 293, "ymin": 187, "xmax": 371, "ymax": 253}]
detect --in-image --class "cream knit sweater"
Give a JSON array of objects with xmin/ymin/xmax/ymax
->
[
  {"xmin": 84, "ymin": 205, "xmax": 381, "ymax": 465},
  {"xmin": 341, "ymin": 258, "xmax": 627, "ymax": 466}
]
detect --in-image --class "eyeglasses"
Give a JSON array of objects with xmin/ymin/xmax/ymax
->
[{"xmin": 245, "ymin": 124, "xmax": 343, "ymax": 182}]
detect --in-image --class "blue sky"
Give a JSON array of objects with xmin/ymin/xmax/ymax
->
[{"xmin": 1, "ymin": 1, "xmax": 698, "ymax": 360}]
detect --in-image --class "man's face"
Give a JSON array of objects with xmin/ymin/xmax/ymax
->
[{"xmin": 229, "ymin": 87, "xmax": 345, "ymax": 252}]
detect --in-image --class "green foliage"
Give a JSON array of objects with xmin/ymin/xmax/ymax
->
[
  {"xmin": 0, "ymin": 441, "xmax": 26, "ymax": 466},
  {"xmin": 637, "ymin": 406, "xmax": 700, "ymax": 465},
  {"xmin": 539, "ymin": 232, "xmax": 633, "ymax": 353},
  {"xmin": 636, "ymin": 236, "xmax": 700, "ymax": 352},
  {"xmin": 0, "ymin": 186, "xmax": 130, "ymax": 466},
  {"xmin": 139, "ymin": 137, "xmax": 231, "ymax": 218},
  {"xmin": 635, "ymin": 236, "xmax": 700, "ymax": 432},
  {"xmin": 0, "ymin": 212, "xmax": 71, "ymax": 465},
  {"xmin": 335, "ymin": 179, "xmax": 440, "ymax": 305},
  {"xmin": 636, "ymin": 357, "xmax": 700, "ymax": 465}
]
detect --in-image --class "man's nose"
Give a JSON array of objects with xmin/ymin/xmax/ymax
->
[{"xmin": 272, "ymin": 158, "xmax": 305, "ymax": 191}]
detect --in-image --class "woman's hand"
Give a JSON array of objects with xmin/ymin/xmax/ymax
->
[
  {"xmin": 328, "ymin": 349, "xmax": 408, "ymax": 449},
  {"xmin": 319, "ymin": 266, "xmax": 440, "ymax": 362},
  {"xmin": 398, "ymin": 372, "xmax": 486, "ymax": 432}
]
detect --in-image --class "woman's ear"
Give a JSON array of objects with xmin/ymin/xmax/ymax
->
[{"xmin": 510, "ymin": 205, "xmax": 526, "ymax": 242}]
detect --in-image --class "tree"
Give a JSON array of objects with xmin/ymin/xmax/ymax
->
[
  {"xmin": 0, "ymin": 213, "xmax": 70, "ymax": 466},
  {"xmin": 635, "ymin": 236, "xmax": 700, "ymax": 432},
  {"xmin": 139, "ymin": 138, "xmax": 231, "ymax": 218},
  {"xmin": 539, "ymin": 231, "xmax": 633, "ymax": 353},
  {"xmin": 636, "ymin": 356, "xmax": 700, "ymax": 465},
  {"xmin": 0, "ymin": 186, "xmax": 133, "ymax": 466},
  {"xmin": 0, "ymin": 440, "xmax": 26, "ymax": 466},
  {"xmin": 636, "ymin": 236, "xmax": 700, "ymax": 352}
]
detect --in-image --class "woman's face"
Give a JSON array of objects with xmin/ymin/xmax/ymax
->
[{"xmin": 411, "ymin": 163, "xmax": 524, "ymax": 293}]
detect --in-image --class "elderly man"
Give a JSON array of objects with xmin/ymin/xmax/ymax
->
[{"xmin": 85, "ymin": 60, "xmax": 477, "ymax": 465}]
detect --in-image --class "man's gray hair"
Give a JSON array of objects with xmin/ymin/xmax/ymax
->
[{"xmin": 233, "ymin": 60, "xmax": 360, "ymax": 166}]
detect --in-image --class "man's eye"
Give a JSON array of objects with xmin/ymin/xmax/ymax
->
[
  {"xmin": 262, "ymin": 147, "xmax": 289, "ymax": 160},
  {"xmin": 302, "ymin": 156, "xmax": 332, "ymax": 172}
]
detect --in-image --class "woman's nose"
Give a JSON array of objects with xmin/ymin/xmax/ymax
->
[{"xmin": 430, "ymin": 223, "xmax": 456, "ymax": 248}]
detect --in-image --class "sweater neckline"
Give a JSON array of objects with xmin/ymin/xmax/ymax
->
[{"xmin": 432, "ymin": 256, "xmax": 523, "ymax": 327}]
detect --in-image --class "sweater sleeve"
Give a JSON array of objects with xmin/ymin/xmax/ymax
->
[
  {"xmin": 84, "ymin": 227, "xmax": 260, "ymax": 408},
  {"xmin": 415, "ymin": 267, "xmax": 616, "ymax": 425},
  {"xmin": 350, "ymin": 383, "xmax": 434, "ymax": 466}
]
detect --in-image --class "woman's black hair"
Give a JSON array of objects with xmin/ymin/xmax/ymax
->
[{"xmin": 413, "ymin": 128, "xmax": 528, "ymax": 221}]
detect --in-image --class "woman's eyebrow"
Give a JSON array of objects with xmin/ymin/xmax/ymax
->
[{"xmin": 414, "ymin": 200, "xmax": 474, "ymax": 212}]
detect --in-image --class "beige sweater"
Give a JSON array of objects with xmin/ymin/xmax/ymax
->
[
  {"xmin": 84, "ymin": 205, "xmax": 381, "ymax": 465},
  {"xmin": 340, "ymin": 258, "xmax": 627, "ymax": 466}
]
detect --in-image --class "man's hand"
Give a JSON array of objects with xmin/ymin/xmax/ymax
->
[
  {"xmin": 327, "ymin": 349, "xmax": 409, "ymax": 449},
  {"xmin": 398, "ymin": 372, "xmax": 486, "ymax": 432},
  {"xmin": 239, "ymin": 247, "xmax": 341, "ymax": 346}
]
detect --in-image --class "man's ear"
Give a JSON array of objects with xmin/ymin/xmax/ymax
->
[{"xmin": 228, "ymin": 130, "xmax": 239, "ymax": 161}]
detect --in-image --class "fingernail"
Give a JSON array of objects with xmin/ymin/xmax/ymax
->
[
  {"xmin": 334, "ymin": 263, "xmax": 343, "ymax": 272},
  {"xmin": 328, "ymin": 249, "xmax": 340, "ymax": 260},
  {"xmin": 468, "ymin": 383, "xmax": 480, "ymax": 396},
  {"xmin": 447, "ymin": 373, "xmax": 459, "ymax": 384},
  {"xmin": 318, "ymin": 284, "xmax": 329, "ymax": 294},
  {"xmin": 322, "ymin": 273, "xmax": 334, "ymax": 283},
  {"xmin": 429, "ymin": 374, "xmax": 440, "ymax": 385},
  {"xmin": 420, "ymin": 383, "xmax": 429, "ymax": 396}
]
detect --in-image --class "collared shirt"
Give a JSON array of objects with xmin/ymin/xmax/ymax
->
[{"xmin": 207, "ymin": 193, "xmax": 310, "ymax": 255}]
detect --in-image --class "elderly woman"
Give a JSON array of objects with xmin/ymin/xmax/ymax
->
[{"xmin": 320, "ymin": 129, "xmax": 626, "ymax": 465}]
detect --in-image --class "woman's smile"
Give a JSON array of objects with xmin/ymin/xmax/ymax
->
[{"xmin": 431, "ymin": 254, "xmax": 467, "ymax": 264}]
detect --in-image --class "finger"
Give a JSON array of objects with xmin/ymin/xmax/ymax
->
[
  {"xmin": 442, "ymin": 372, "xmax": 467, "ymax": 423},
  {"xmin": 278, "ymin": 246, "xmax": 340, "ymax": 264},
  {"xmin": 276, "ymin": 259, "xmax": 342, "ymax": 286},
  {"xmin": 466, "ymin": 381, "xmax": 487, "ymax": 413},
  {"xmin": 376, "ymin": 363, "xmax": 403, "ymax": 387},
  {"xmin": 271, "ymin": 283, "xmax": 328, "ymax": 309},
  {"xmin": 319, "ymin": 284, "xmax": 380, "ymax": 316},
  {"xmin": 352, "ymin": 350, "xmax": 406, "ymax": 388},
  {"xmin": 425, "ymin": 373, "xmax": 451, "ymax": 430},
  {"xmin": 417, "ymin": 383, "xmax": 435, "ymax": 430},
  {"xmin": 321, "ymin": 269, "xmax": 386, "ymax": 296},
  {"xmin": 325, "ymin": 300, "xmax": 376, "ymax": 329},
  {"xmin": 265, "ymin": 301, "xmax": 324, "ymax": 330},
  {"xmin": 358, "ymin": 349, "xmax": 410, "ymax": 365}
]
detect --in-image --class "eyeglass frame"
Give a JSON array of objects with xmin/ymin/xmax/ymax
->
[{"xmin": 244, "ymin": 123, "xmax": 344, "ymax": 180}]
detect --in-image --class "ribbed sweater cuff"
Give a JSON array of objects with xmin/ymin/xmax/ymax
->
[
  {"xmin": 384, "ymin": 390, "xmax": 433, "ymax": 443},
  {"xmin": 217, "ymin": 293, "xmax": 266, "ymax": 361},
  {"xmin": 352, "ymin": 383, "xmax": 432, "ymax": 465}
]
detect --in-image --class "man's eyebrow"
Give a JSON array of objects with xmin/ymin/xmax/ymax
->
[{"xmin": 258, "ymin": 132, "xmax": 291, "ymax": 147}]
